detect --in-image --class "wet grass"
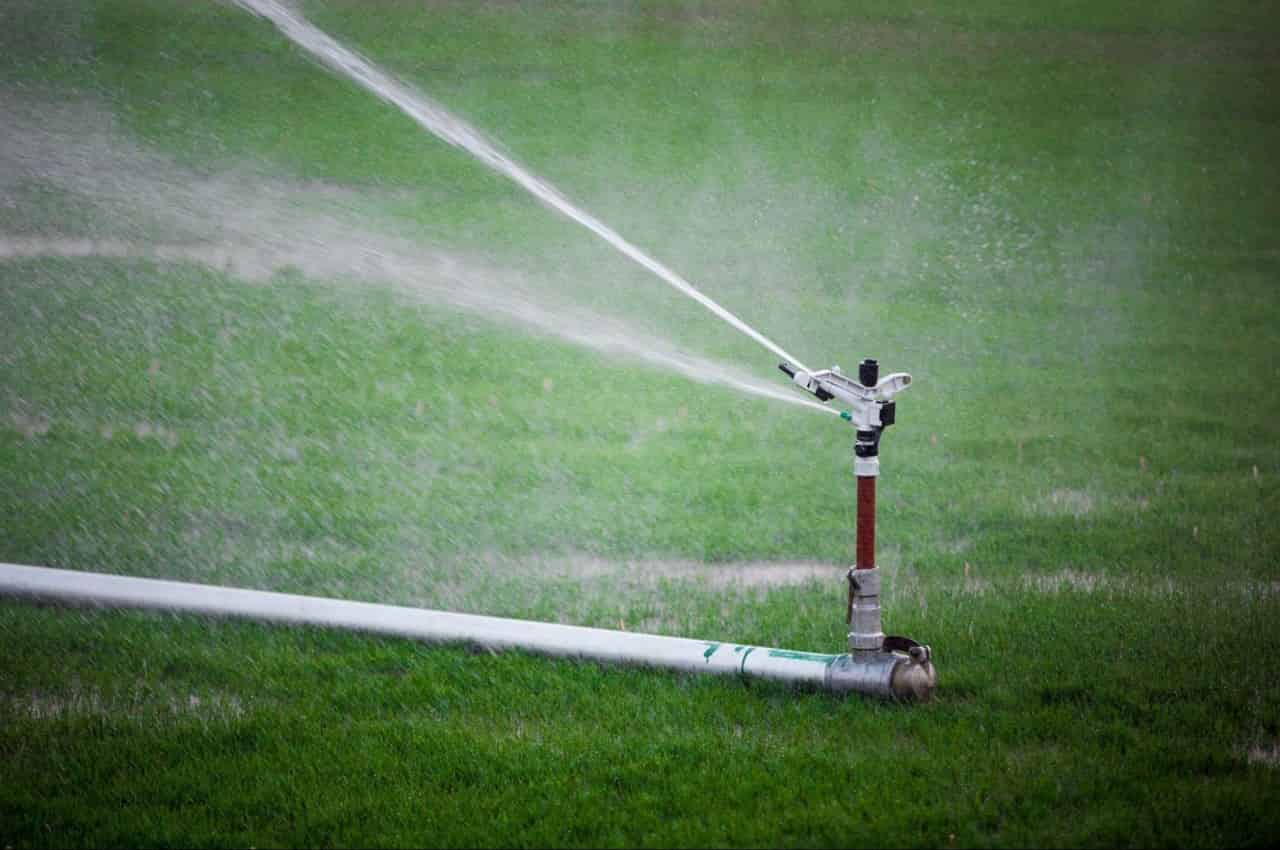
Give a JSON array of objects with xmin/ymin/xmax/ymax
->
[{"xmin": 3, "ymin": 0, "xmax": 1280, "ymax": 846}]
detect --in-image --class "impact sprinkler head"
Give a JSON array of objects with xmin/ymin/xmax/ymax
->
[
  {"xmin": 778, "ymin": 359, "xmax": 911, "ymax": 430},
  {"xmin": 778, "ymin": 357, "xmax": 936, "ymax": 701}
]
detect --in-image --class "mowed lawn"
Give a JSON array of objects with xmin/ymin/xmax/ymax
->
[{"xmin": 2, "ymin": 0, "xmax": 1279, "ymax": 846}]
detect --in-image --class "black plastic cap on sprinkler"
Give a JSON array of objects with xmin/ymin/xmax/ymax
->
[
  {"xmin": 859, "ymin": 358, "xmax": 879, "ymax": 388},
  {"xmin": 779, "ymin": 361, "xmax": 834, "ymax": 400}
]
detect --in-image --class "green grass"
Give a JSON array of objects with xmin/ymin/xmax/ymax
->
[
  {"xmin": 3, "ymin": 0, "xmax": 1280, "ymax": 846},
  {"xmin": 2, "ymin": 589, "xmax": 1277, "ymax": 848}
]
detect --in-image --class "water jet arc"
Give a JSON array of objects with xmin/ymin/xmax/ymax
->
[{"xmin": 231, "ymin": 0, "xmax": 814, "ymax": 375}]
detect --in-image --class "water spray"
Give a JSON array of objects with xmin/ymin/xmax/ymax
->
[{"xmin": 229, "ymin": 0, "xmax": 814, "ymax": 375}]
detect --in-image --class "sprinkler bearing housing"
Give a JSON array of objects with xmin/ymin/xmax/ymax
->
[{"xmin": 780, "ymin": 357, "xmax": 937, "ymax": 701}]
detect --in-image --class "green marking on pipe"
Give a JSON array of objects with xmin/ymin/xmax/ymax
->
[
  {"xmin": 766, "ymin": 649, "xmax": 841, "ymax": 664},
  {"xmin": 703, "ymin": 642, "xmax": 721, "ymax": 661},
  {"xmin": 738, "ymin": 646, "xmax": 756, "ymax": 674}
]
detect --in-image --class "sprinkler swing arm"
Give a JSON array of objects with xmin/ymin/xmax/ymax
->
[
  {"xmin": 778, "ymin": 357, "xmax": 937, "ymax": 701},
  {"xmin": 778, "ymin": 362, "xmax": 912, "ymax": 411}
]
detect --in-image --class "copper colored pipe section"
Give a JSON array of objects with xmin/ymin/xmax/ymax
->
[{"xmin": 856, "ymin": 475, "xmax": 876, "ymax": 569}]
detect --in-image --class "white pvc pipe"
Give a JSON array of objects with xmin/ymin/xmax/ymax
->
[{"xmin": 0, "ymin": 562, "xmax": 911, "ymax": 696}]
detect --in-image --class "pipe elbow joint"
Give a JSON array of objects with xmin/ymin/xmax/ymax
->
[{"xmin": 824, "ymin": 646, "xmax": 936, "ymax": 701}]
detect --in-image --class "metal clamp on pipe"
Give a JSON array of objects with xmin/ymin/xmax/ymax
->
[{"xmin": 847, "ymin": 566, "xmax": 884, "ymax": 655}]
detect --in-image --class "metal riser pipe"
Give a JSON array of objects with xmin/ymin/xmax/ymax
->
[{"xmin": 0, "ymin": 563, "xmax": 926, "ymax": 699}]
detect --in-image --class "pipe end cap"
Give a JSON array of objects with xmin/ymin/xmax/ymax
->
[{"xmin": 890, "ymin": 648, "xmax": 937, "ymax": 702}]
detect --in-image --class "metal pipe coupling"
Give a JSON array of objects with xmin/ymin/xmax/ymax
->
[{"xmin": 847, "ymin": 566, "xmax": 885, "ymax": 655}]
